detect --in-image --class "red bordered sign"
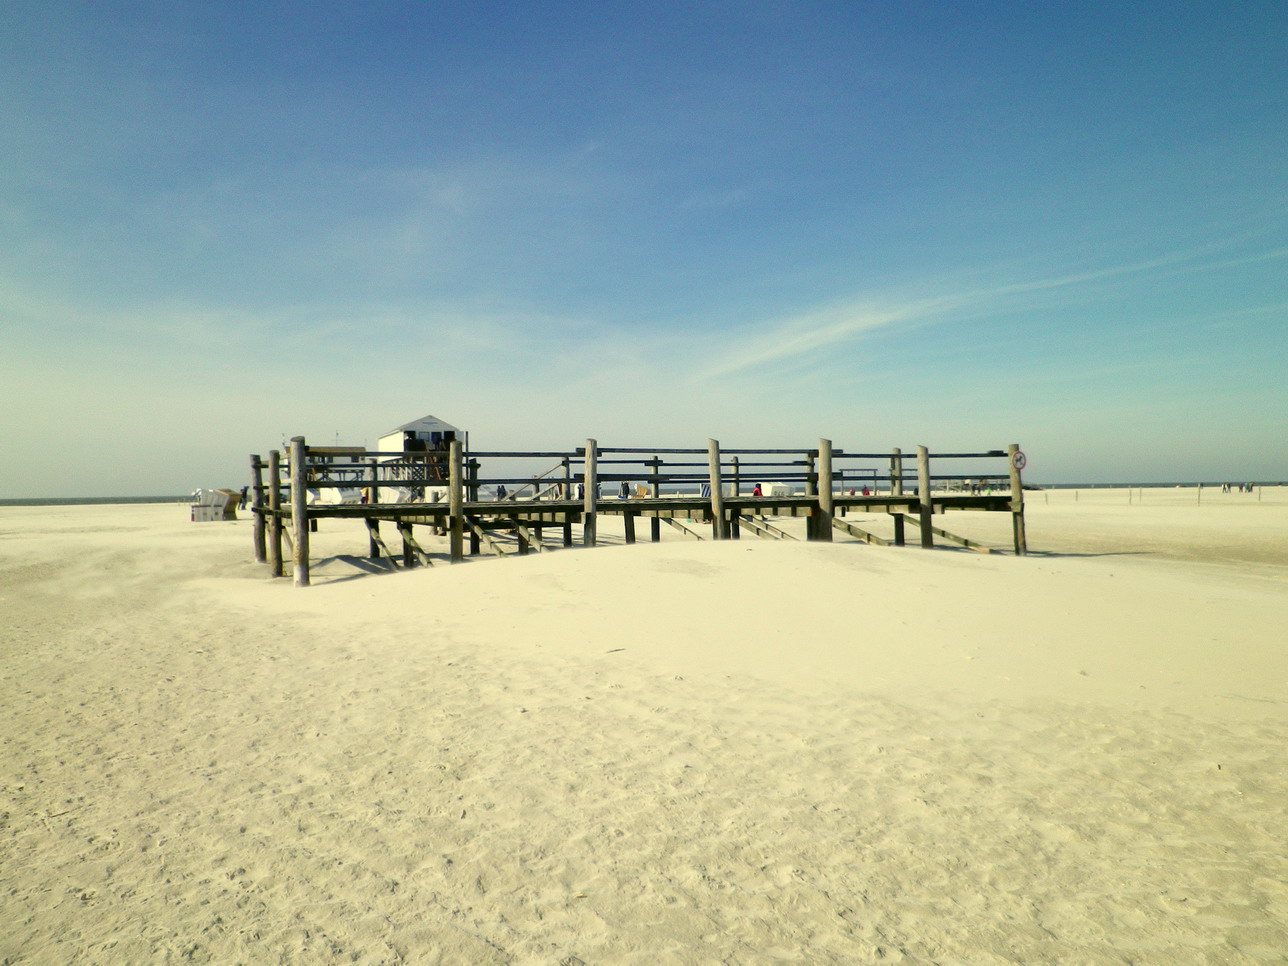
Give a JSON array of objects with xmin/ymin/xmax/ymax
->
[{"xmin": 1011, "ymin": 450, "xmax": 1027, "ymax": 471}]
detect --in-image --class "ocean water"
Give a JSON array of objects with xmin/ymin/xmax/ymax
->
[{"xmin": 0, "ymin": 496, "xmax": 190, "ymax": 507}]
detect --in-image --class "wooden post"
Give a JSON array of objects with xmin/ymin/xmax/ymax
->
[
  {"xmin": 650, "ymin": 456, "xmax": 662, "ymax": 542},
  {"xmin": 708, "ymin": 439, "xmax": 727, "ymax": 539},
  {"xmin": 448, "ymin": 439, "xmax": 465, "ymax": 562},
  {"xmin": 250, "ymin": 454, "xmax": 267, "ymax": 563},
  {"xmin": 367, "ymin": 459, "xmax": 380, "ymax": 559},
  {"xmin": 562, "ymin": 457, "xmax": 574, "ymax": 547},
  {"xmin": 268, "ymin": 449, "xmax": 284, "ymax": 577},
  {"xmin": 1007, "ymin": 443, "xmax": 1028, "ymax": 556},
  {"xmin": 890, "ymin": 447, "xmax": 905, "ymax": 546},
  {"xmin": 399, "ymin": 522, "xmax": 414, "ymax": 568},
  {"xmin": 729, "ymin": 455, "xmax": 740, "ymax": 539},
  {"xmin": 289, "ymin": 436, "xmax": 310, "ymax": 587},
  {"xmin": 917, "ymin": 445, "xmax": 933, "ymax": 549},
  {"xmin": 467, "ymin": 459, "xmax": 480, "ymax": 555},
  {"xmin": 817, "ymin": 438, "xmax": 834, "ymax": 542},
  {"xmin": 583, "ymin": 439, "xmax": 598, "ymax": 547},
  {"xmin": 624, "ymin": 512, "xmax": 636, "ymax": 544}
]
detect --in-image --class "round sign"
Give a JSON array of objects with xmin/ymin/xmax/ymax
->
[{"xmin": 1011, "ymin": 450, "xmax": 1027, "ymax": 471}]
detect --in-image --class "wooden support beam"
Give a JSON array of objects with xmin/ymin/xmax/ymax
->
[
  {"xmin": 366, "ymin": 518, "xmax": 400, "ymax": 569},
  {"xmin": 562, "ymin": 458, "xmax": 574, "ymax": 546},
  {"xmin": 510, "ymin": 517, "xmax": 546, "ymax": 553},
  {"xmin": 708, "ymin": 438, "xmax": 727, "ymax": 540},
  {"xmin": 1008, "ymin": 443, "xmax": 1028, "ymax": 556},
  {"xmin": 740, "ymin": 515, "xmax": 797, "ymax": 540},
  {"xmin": 623, "ymin": 511, "xmax": 636, "ymax": 544},
  {"xmin": 832, "ymin": 517, "xmax": 893, "ymax": 546},
  {"xmin": 268, "ymin": 449, "xmax": 283, "ymax": 577},
  {"xmin": 816, "ymin": 438, "xmax": 834, "ymax": 542},
  {"xmin": 250, "ymin": 454, "xmax": 267, "ymax": 563},
  {"xmin": 663, "ymin": 517, "xmax": 705, "ymax": 540},
  {"xmin": 289, "ymin": 436, "xmax": 310, "ymax": 587},
  {"xmin": 898, "ymin": 515, "xmax": 993, "ymax": 553},
  {"xmin": 650, "ymin": 455, "xmax": 662, "ymax": 542},
  {"xmin": 449, "ymin": 440, "xmax": 465, "ymax": 562},
  {"xmin": 467, "ymin": 459, "xmax": 481, "ymax": 555},
  {"xmin": 366, "ymin": 460, "xmax": 381, "ymax": 559},
  {"xmin": 466, "ymin": 517, "xmax": 509, "ymax": 556},
  {"xmin": 917, "ymin": 444, "xmax": 933, "ymax": 550},
  {"xmin": 398, "ymin": 522, "xmax": 433, "ymax": 567},
  {"xmin": 583, "ymin": 438, "xmax": 598, "ymax": 547}
]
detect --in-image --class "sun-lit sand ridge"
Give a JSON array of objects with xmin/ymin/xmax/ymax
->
[{"xmin": 3, "ymin": 488, "xmax": 1287, "ymax": 964}]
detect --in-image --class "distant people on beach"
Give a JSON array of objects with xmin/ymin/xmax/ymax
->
[
  {"xmin": 495, "ymin": 483, "xmax": 507, "ymax": 501},
  {"xmin": 238, "ymin": 486, "xmax": 249, "ymax": 509},
  {"xmin": 752, "ymin": 483, "xmax": 762, "ymax": 497}
]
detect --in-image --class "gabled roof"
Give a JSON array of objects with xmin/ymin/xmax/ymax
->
[{"xmin": 381, "ymin": 414, "xmax": 461, "ymax": 436}]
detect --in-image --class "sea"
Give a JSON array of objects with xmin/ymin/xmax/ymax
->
[{"xmin": 0, "ymin": 496, "xmax": 190, "ymax": 507}]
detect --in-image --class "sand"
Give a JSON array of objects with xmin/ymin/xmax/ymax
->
[{"xmin": 3, "ymin": 490, "xmax": 1287, "ymax": 964}]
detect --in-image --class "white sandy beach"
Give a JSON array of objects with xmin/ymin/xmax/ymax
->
[{"xmin": 3, "ymin": 490, "xmax": 1287, "ymax": 964}]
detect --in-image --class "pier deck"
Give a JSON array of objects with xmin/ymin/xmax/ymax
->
[{"xmin": 249, "ymin": 437, "xmax": 1028, "ymax": 586}]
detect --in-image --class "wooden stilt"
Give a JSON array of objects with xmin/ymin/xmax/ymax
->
[
  {"xmin": 583, "ymin": 439, "xmax": 598, "ymax": 546},
  {"xmin": 448, "ymin": 440, "xmax": 464, "ymax": 562},
  {"xmin": 366, "ymin": 459, "xmax": 380, "ymax": 559},
  {"xmin": 289, "ymin": 436, "xmax": 310, "ymax": 587},
  {"xmin": 250, "ymin": 454, "xmax": 267, "ymax": 563},
  {"xmin": 650, "ymin": 456, "xmax": 662, "ymax": 542},
  {"xmin": 708, "ymin": 439, "xmax": 727, "ymax": 539},
  {"xmin": 268, "ymin": 449, "xmax": 283, "ymax": 577},
  {"xmin": 817, "ymin": 438, "xmax": 834, "ymax": 542},
  {"xmin": 917, "ymin": 444, "xmax": 934, "ymax": 550},
  {"xmin": 1008, "ymin": 443, "xmax": 1028, "ymax": 556}
]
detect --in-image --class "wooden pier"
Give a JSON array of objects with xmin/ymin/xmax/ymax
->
[{"xmin": 249, "ymin": 438, "xmax": 1028, "ymax": 586}]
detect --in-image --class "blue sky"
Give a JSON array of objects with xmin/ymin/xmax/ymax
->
[{"xmin": 3, "ymin": 0, "xmax": 1285, "ymax": 496}]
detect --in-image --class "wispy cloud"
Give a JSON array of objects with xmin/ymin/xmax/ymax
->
[{"xmin": 697, "ymin": 239, "xmax": 1288, "ymax": 380}]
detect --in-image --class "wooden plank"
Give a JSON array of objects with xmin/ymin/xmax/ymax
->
[
  {"xmin": 466, "ymin": 517, "xmax": 509, "ymax": 556},
  {"xmin": 662, "ymin": 517, "xmax": 704, "ymax": 540},
  {"xmin": 509, "ymin": 517, "xmax": 546, "ymax": 553},
  {"xmin": 306, "ymin": 446, "xmax": 368, "ymax": 456},
  {"xmin": 398, "ymin": 522, "xmax": 434, "ymax": 567},
  {"xmin": 743, "ymin": 515, "xmax": 797, "ymax": 540},
  {"xmin": 365, "ymin": 518, "xmax": 400, "ymax": 570},
  {"xmin": 898, "ymin": 515, "xmax": 993, "ymax": 553},
  {"xmin": 832, "ymin": 517, "xmax": 892, "ymax": 546}
]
